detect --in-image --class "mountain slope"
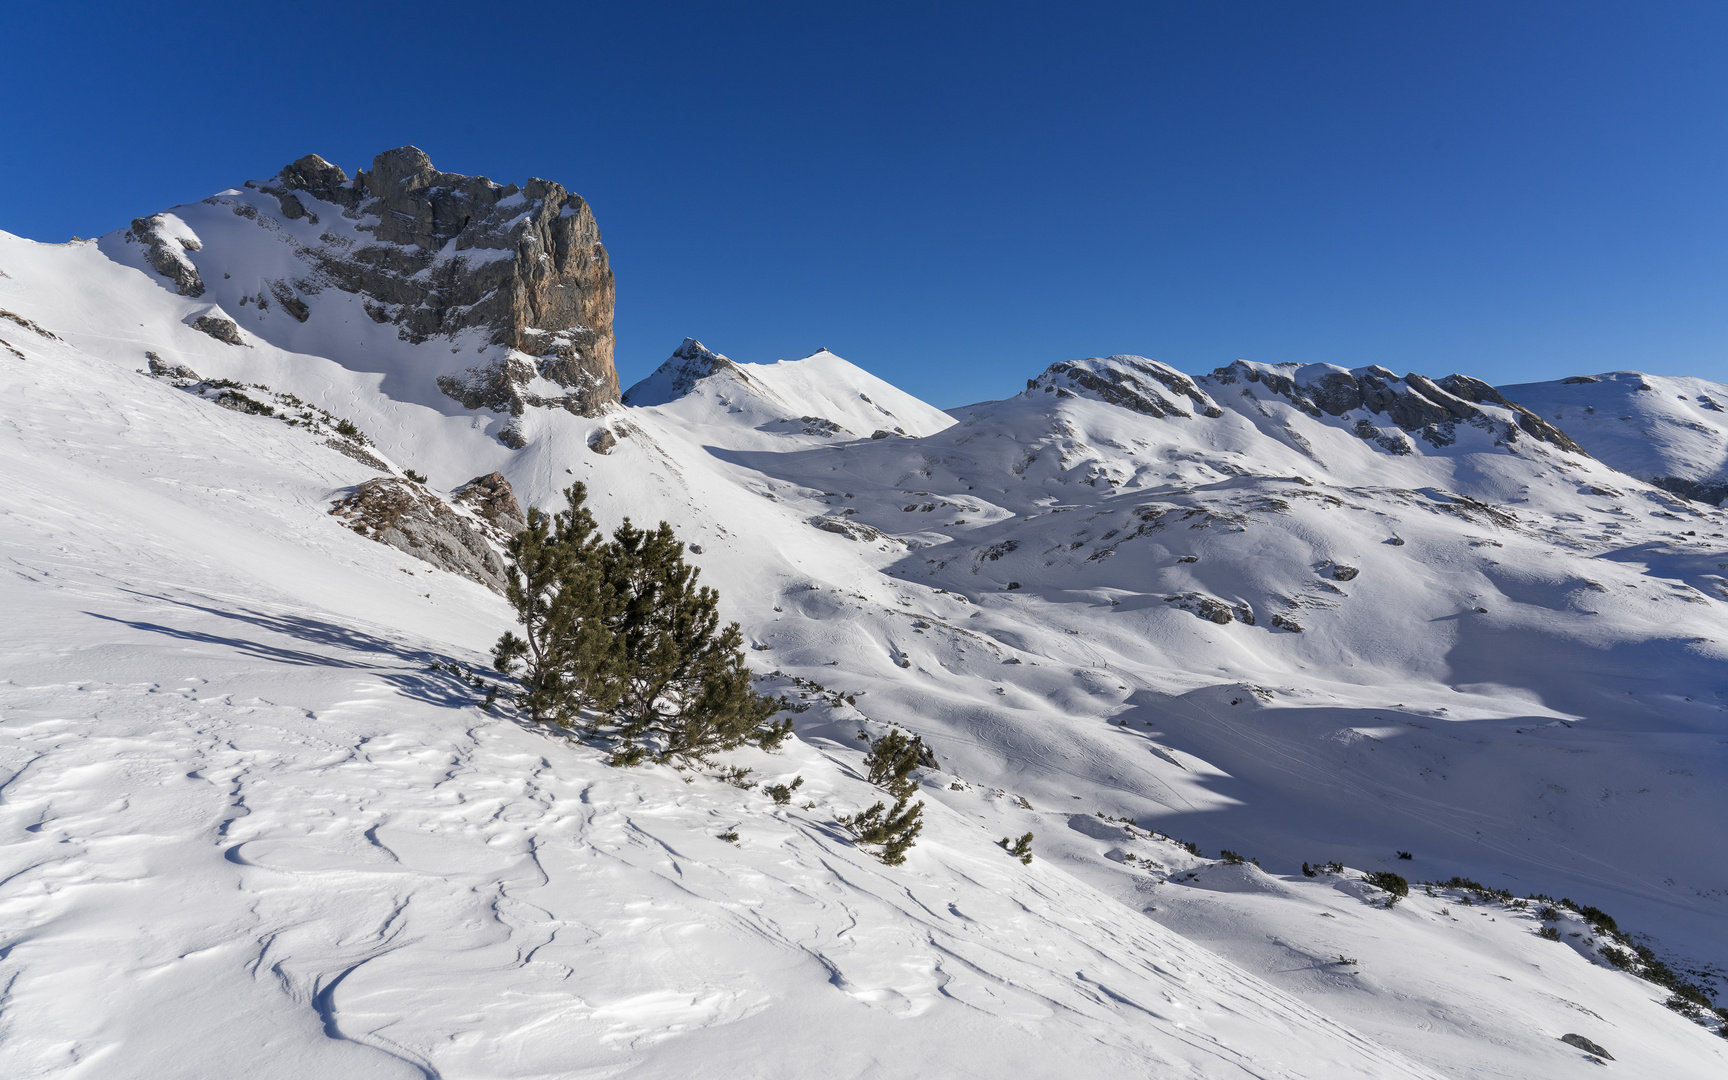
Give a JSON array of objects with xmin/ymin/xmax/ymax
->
[
  {"xmin": 2, "ymin": 156, "xmax": 1726, "ymax": 1078},
  {"xmin": 1502, "ymin": 370, "xmax": 1728, "ymax": 504},
  {"xmin": 0, "ymin": 308, "xmax": 1450, "ymax": 1080}
]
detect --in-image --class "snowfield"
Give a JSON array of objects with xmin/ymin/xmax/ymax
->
[{"xmin": 1, "ymin": 176, "xmax": 1725, "ymax": 1079}]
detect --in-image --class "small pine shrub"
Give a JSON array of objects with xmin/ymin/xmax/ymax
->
[
  {"xmin": 1364, "ymin": 871, "xmax": 1409, "ymax": 902},
  {"xmin": 608, "ymin": 744, "xmax": 646, "ymax": 767},
  {"xmin": 1396, "ymin": 850, "xmax": 1412, "ymax": 860},
  {"xmin": 1302, "ymin": 862, "xmax": 1317, "ymax": 878},
  {"xmin": 1179, "ymin": 840, "xmax": 1202, "ymax": 857},
  {"xmin": 717, "ymin": 831, "xmax": 739, "ymax": 844},
  {"xmin": 334, "ymin": 418, "xmax": 364, "ymax": 441},
  {"xmin": 840, "ymin": 797, "xmax": 924, "ymax": 865},
  {"xmin": 1539, "ymin": 904, "xmax": 1560, "ymax": 921},
  {"xmin": 864, "ymin": 729, "xmax": 925, "ymax": 799},
  {"xmin": 999, "ymin": 832, "xmax": 1034, "ymax": 864},
  {"xmin": 404, "ymin": 469, "xmax": 427, "ymax": 484},
  {"xmin": 1219, "ymin": 849, "xmax": 1246, "ymax": 866},
  {"xmin": 1577, "ymin": 904, "xmax": 1619, "ymax": 935},
  {"xmin": 1538, "ymin": 926, "xmax": 1562, "ymax": 941},
  {"xmin": 765, "ymin": 776, "xmax": 804, "ymax": 805},
  {"xmin": 718, "ymin": 765, "xmax": 754, "ymax": 789},
  {"xmin": 756, "ymin": 714, "xmax": 794, "ymax": 751}
]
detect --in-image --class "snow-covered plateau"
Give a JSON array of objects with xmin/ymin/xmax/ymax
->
[{"xmin": 1, "ymin": 153, "xmax": 1725, "ymax": 1078}]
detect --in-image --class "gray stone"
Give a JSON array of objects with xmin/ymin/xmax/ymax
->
[
  {"xmin": 191, "ymin": 315, "xmax": 245, "ymax": 346},
  {"xmin": 451, "ymin": 472, "xmax": 526, "ymax": 536},
  {"xmin": 127, "ymin": 215, "xmax": 204, "ymax": 297},
  {"xmin": 145, "ymin": 353, "xmax": 201, "ymax": 381},
  {"xmin": 1559, "ymin": 1034, "xmax": 1612, "ymax": 1060},
  {"xmin": 323, "ymin": 438, "xmax": 391, "ymax": 471},
  {"xmin": 1031, "ymin": 356, "xmax": 1222, "ymax": 419},
  {"xmin": 266, "ymin": 147, "xmax": 617, "ymax": 417},
  {"xmin": 589, "ymin": 429, "xmax": 618, "ymax": 455},
  {"xmin": 330, "ymin": 477, "xmax": 510, "ymax": 592}
]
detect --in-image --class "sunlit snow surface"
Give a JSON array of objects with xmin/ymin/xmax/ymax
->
[{"xmin": 1, "ymin": 196, "xmax": 1726, "ymax": 1078}]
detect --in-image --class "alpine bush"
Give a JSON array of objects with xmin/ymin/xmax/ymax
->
[{"xmin": 493, "ymin": 484, "xmax": 783, "ymax": 761}]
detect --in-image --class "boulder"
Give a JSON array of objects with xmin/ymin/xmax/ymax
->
[
  {"xmin": 1559, "ymin": 1033, "xmax": 1612, "ymax": 1060},
  {"xmin": 330, "ymin": 478, "xmax": 510, "ymax": 593},
  {"xmin": 191, "ymin": 315, "xmax": 244, "ymax": 346}
]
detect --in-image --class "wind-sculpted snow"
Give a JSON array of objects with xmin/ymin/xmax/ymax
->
[
  {"xmin": 0, "ymin": 332, "xmax": 1444, "ymax": 1078},
  {"xmin": 2, "ymin": 214, "xmax": 1727, "ymax": 1076}
]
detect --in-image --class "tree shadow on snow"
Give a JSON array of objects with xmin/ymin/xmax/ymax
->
[{"xmin": 84, "ymin": 592, "xmax": 490, "ymax": 711}]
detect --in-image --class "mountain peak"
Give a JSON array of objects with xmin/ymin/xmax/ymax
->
[{"xmin": 114, "ymin": 146, "xmax": 622, "ymax": 424}]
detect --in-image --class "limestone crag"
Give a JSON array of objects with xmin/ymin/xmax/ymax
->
[
  {"xmin": 1211, "ymin": 361, "xmax": 1587, "ymax": 454},
  {"xmin": 1030, "ymin": 356, "xmax": 1225, "ymax": 419},
  {"xmin": 126, "ymin": 214, "xmax": 205, "ymax": 297},
  {"xmin": 256, "ymin": 147, "xmax": 617, "ymax": 417},
  {"xmin": 330, "ymin": 473, "xmax": 526, "ymax": 593},
  {"xmin": 452, "ymin": 472, "xmax": 527, "ymax": 540}
]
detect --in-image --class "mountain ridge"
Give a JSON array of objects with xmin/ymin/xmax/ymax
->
[{"xmin": 1, "ymin": 150, "xmax": 1725, "ymax": 1079}]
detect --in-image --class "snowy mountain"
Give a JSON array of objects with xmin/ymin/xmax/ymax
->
[
  {"xmin": 2, "ymin": 148, "xmax": 1725, "ymax": 1079},
  {"xmin": 1502, "ymin": 370, "xmax": 1728, "ymax": 505}
]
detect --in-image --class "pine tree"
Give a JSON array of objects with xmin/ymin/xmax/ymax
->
[
  {"xmin": 864, "ymin": 729, "xmax": 924, "ymax": 799},
  {"xmin": 602, "ymin": 518, "xmax": 775, "ymax": 761},
  {"xmin": 492, "ymin": 484, "xmax": 618, "ymax": 724},
  {"xmin": 840, "ymin": 798, "xmax": 924, "ymax": 865}
]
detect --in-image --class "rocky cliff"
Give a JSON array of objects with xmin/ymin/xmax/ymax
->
[{"xmin": 121, "ymin": 146, "xmax": 619, "ymax": 422}]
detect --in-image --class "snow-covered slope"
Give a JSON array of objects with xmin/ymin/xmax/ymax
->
[
  {"xmin": 1502, "ymin": 370, "xmax": 1728, "ymax": 504},
  {"xmin": 623, "ymin": 337, "xmax": 956, "ymax": 443},
  {"xmin": 3, "ymin": 170, "xmax": 1727, "ymax": 1079}
]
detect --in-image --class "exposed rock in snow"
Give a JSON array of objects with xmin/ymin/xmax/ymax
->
[
  {"xmin": 126, "ymin": 213, "xmax": 205, "ymax": 296},
  {"xmin": 190, "ymin": 312, "xmax": 244, "ymax": 345},
  {"xmin": 330, "ymin": 476, "xmax": 510, "ymax": 591},
  {"xmin": 451, "ymin": 470, "xmax": 526, "ymax": 538},
  {"xmin": 1031, "ymin": 354, "xmax": 1224, "ymax": 418},
  {"xmin": 624, "ymin": 339, "xmax": 955, "ymax": 442},
  {"xmin": 260, "ymin": 147, "xmax": 617, "ymax": 417},
  {"xmin": 622, "ymin": 337, "xmax": 747, "ymax": 405},
  {"xmin": 1212, "ymin": 360, "xmax": 1585, "ymax": 452}
]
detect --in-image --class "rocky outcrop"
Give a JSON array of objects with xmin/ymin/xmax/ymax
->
[
  {"xmin": 127, "ymin": 214, "xmax": 205, "ymax": 297},
  {"xmin": 330, "ymin": 477, "xmax": 514, "ymax": 592},
  {"xmin": 621, "ymin": 338, "xmax": 750, "ymax": 407},
  {"xmin": 191, "ymin": 314, "xmax": 245, "ymax": 346},
  {"xmin": 259, "ymin": 147, "xmax": 617, "ymax": 417},
  {"xmin": 1212, "ymin": 361, "xmax": 1587, "ymax": 454},
  {"xmin": 451, "ymin": 472, "xmax": 526, "ymax": 537},
  {"xmin": 1029, "ymin": 356, "xmax": 1224, "ymax": 419}
]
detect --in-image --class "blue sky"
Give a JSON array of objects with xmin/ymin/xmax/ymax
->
[{"xmin": 6, "ymin": 1, "xmax": 1725, "ymax": 406}]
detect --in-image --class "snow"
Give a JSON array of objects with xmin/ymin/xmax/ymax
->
[
  {"xmin": 1, "ymin": 186, "xmax": 1726, "ymax": 1078},
  {"xmin": 1502, "ymin": 370, "xmax": 1728, "ymax": 495}
]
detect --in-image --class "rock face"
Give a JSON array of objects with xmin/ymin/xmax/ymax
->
[
  {"xmin": 1211, "ymin": 361, "xmax": 1587, "ymax": 454},
  {"xmin": 451, "ymin": 472, "xmax": 526, "ymax": 537},
  {"xmin": 330, "ymin": 475, "xmax": 524, "ymax": 593},
  {"xmin": 1030, "ymin": 356, "xmax": 1225, "ymax": 419},
  {"xmin": 260, "ymin": 147, "xmax": 617, "ymax": 418},
  {"xmin": 127, "ymin": 215, "xmax": 205, "ymax": 297}
]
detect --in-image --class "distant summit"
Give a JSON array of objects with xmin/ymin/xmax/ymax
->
[{"xmin": 623, "ymin": 339, "xmax": 955, "ymax": 440}]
